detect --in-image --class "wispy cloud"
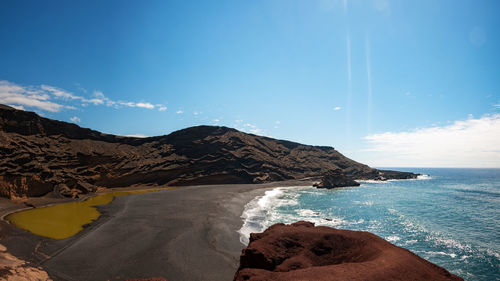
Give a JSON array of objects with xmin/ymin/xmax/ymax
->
[
  {"xmin": 135, "ymin": 102, "xmax": 155, "ymax": 109},
  {"xmin": 362, "ymin": 114, "xmax": 500, "ymax": 168},
  {"xmin": 0, "ymin": 80, "xmax": 166, "ymax": 112},
  {"xmin": 0, "ymin": 81, "xmax": 65, "ymax": 112},
  {"xmin": 242, "ymin": 123, "xmax": 264, "ymax": 135},
  {"xmin": 334, "ymin": 106, "xmax": 342, "ymax": 111},
  {"xmin": 70, "ymin": 116, "xmax": 81, "ymax": 123},
  {"xmin": 176, "ymin": 110, "xmax": 183, "ymax": 114}
]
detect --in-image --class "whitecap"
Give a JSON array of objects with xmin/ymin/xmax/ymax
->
[
  {"xmin": 386, "ymin": 235, "xmax": 401, "ymax": 243},
  {"xmin": 428, "ymin": 236, "xmax": 472, "ymax": 252},
  {"xmin": 422, "ymin": 251, "xmax": 457, "ymax": 258},
  {"xmin": 416, "ymin": 174, "xmax": 432, "ymax": 180},
  {"xmin": 238, "ymin": 186, "xmax": 309, "ymax": 245},
  {"xmin": 363, "ymin": 200, "xmax": 374, "ymax": 206},
  {"xmin": 486, "ymin": 249, "xmax": 500, "ymax": 259},
  {"xmin": 238, "ymin": 187, "xmax": 285, "ymax": 244},
  {"xmin": 297, "ymin": 209, "xmax": 320, "ymax": 217}
]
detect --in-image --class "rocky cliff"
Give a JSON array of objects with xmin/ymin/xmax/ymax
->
[
  {"xmin": 0, "ymin": 104, "xmax": 417, "ymax": 198},
  {"xmin": 235, "ymin": 221, "xmax": 463, "ymax": 281}
]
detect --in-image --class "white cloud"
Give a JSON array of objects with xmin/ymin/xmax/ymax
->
[
  {"xmin": 176, "ymin": 110, "xmax": 183, "ymax": 114},
  {"xmin": 213, "ymin": 119, "xmax": 220, "ymax": 123},
  {"xmin": 125, "ymin": 134, "xmax": 148, "ymax": 138},
  {"xmin": 135, "ymin": 102, "xmax": 155, "ymax": 109},
  {"xmin": 494, "ymin": 103, "xmax": 500, "ymax": 108},
  {"xmin": 90, "ymin": 91, "xmax": 117, "ymax": 107},
  {"xmin": 334, "ymin": 106, "xmax": 342, "ymax": 111},
  {"xmin": 119, "ymin": 101, "xmax": 135, "ymax": 107},
  {"xmin": 41, "ymin": 85, "xmax": 79, "ymax": 100},
  {"xmin": 9, "ymin": 105, "xmax": 25, "ymax": 110},
  {"xmin": 70, "ymin": 116, "xmax": 81, "ymax": 123},
  {"xmin": 275, "ymin": 120, "xmax": 281, "ymax": 124},
  {"xmin": 0, "ymin": 80, "xmax": 163, "ymax": 112},
  {"xmin": 193, "ymin": 111, "xmax": 199, "ymax": 116},
  {"xmin": 362, "ymin": 114, "xmax": 500, "ymax": 168},
  {"xmin": 0, "ymin": 81, "xmax": 65, "ymax": 112},
  {"xmin": 242, "ymin": 123, "xmax": 264, "ymax": 135}
]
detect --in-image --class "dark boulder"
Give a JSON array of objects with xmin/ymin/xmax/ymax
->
[{"xmin": 313, "ymin": 169, "xmax": 360, "ymax": 189}]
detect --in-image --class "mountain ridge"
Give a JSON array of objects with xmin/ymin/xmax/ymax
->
[{"xmin": 0, "ymin": 104, "xmax": 417, "ymax": 198}]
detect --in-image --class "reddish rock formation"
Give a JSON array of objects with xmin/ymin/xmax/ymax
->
[{"xmin": 235, "ymin": 221, "xmax": 463, "ymax": 281}]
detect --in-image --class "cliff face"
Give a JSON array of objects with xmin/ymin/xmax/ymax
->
[
  {"xmin": 235, "ymin": 221, "xmax": 463, "ymax": 281},
  {"xmin": 0, "ymin": 105, "xmax": 416, "ymax": 198}
]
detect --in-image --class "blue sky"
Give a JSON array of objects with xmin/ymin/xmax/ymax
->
[{"xmin": 1, "ymin": 0, "xmax": 499, "ymax": 167}]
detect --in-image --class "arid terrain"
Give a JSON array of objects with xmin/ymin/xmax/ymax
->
[{"xmin": 0, "ymin": 104, "xmax": 416, "ymax": 199}]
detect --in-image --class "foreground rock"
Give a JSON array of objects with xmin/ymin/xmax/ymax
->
[
  {"xmin": 0, "ymin": 243, "xmax": 52, "ymax": 281},
  {"xmin": 235, "ymin": 221, "xmax": 463, "ymax": 281},
  {"xmin": 125, "ymin": 277, "xmax": 168, "ymax": 281},
  {"xmin": 0, "ymin": 104, "xmax": 418, "ymax": 198},
  {"xmin": 313, "ymin": 169, "xmax": 360, "ymax": 188}
]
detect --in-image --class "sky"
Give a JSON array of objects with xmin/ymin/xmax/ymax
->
[{"xmin": 1, "ymin": 0, "xmax": 499, "ymax": 168}]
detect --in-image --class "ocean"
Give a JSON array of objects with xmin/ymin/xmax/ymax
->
[{"xmin": 238, "ymin": 168, "xmax": 500, "ymax": 281}]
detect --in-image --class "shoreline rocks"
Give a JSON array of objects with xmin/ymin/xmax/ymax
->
[{"xmin": 313, "ymin": 169, "xmax": 360, "ymax": 189}]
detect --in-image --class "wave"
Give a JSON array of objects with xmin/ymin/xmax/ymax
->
[
  {"xmin": 238, "ymin": 187, "xmax": 301, "ymax": 245},
  {"xmin": 417, "ymin": 174, "xmax": 432, "ymax": 180},
  {"xmin": 386, "ymin": 235, "xmax": 401, "ymax": 243},
  {"xmin": 419, "ymin": 250, "xmax": 458, "ymax": 259},
  {"xmin": 238, "ymin": 186, "xmax": 347, "ymax": 245}
]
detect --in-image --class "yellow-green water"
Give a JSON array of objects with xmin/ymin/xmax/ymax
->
[{"xmin": 6, "ymin": 188, "xmax": 172, "ymax": 240}]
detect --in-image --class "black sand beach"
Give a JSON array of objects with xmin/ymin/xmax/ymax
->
[{"xmin": 1, "ymin": 180, "xmax": 313, "ymax": 281}]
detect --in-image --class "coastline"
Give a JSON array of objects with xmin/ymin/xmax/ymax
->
[{"xmin": 0, "ymin": 180, "xmax": 314, "ymax": 281}]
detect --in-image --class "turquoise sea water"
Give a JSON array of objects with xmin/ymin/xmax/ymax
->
[{"xmin": 238, "ymin": 168, "xmax": 500, "ymax": 281}]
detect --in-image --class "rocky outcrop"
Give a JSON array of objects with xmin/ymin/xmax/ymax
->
[
  {"xmin": 377, "ymin": 169, "xmax": 420, "ymax": 180},
  {"xmin": 0, "ymin": 105, "xmax": 418, "ymax": 198},
  {"xmin": 235, "ymin": 221, "xmax": 463, "ymax": 281},
  {"xmin": 0, "ymin": 243, "xmax": 52, "ymax": 281},
  {"xmin": 313, "ymin": 169, "xmax": 360, "ymax": 188}
]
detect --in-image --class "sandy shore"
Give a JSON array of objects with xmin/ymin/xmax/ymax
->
[{"xmin": 0, "ymin": 180, "xmax": 313, "ymax": 281}]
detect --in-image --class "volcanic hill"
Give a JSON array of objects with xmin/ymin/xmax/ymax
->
[{"xmin": 0, "ymin": 104, "xmax": 416, "ymax": 198}]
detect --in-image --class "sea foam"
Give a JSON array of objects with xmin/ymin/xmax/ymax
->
[{"xmin": 238, "ymin": 187, "xmax": 300, "ymax": 245}]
